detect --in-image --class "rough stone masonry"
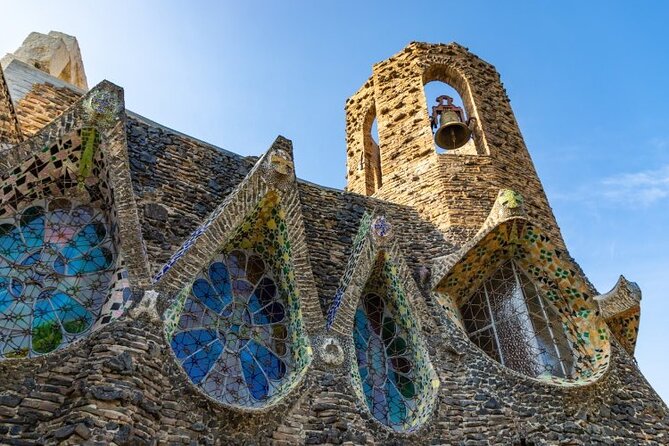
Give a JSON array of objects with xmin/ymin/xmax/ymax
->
[{"xmin": 0, "ymin": 31, "xmax": 666, "ymax": 445}]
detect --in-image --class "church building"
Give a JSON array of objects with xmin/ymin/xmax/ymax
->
[{"xmin": 0, "ymin": 31, "xmax": 666, "ymax": 445}]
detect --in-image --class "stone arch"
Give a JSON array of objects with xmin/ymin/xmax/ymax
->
[
  {"xmin": 362, "ymin": 104, "xmax": 382, "ymax": 195},
  {"xmin": 0, "ymin": 82, "xmax": 150, "ymax": 359},
  {"xmin": 156, "ymin": 137, "xmax": 318, "ymax": 411},
  {"xmin": 421, "ymin": 63, "xmax": 487, "ymax": 155},
  {"xmin": 345, "ymin": 78, "xmax": 378, "ymax": 196}
]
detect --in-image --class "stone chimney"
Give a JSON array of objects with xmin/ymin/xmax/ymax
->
[{"xmin": 1, "ymin": 31, "xmax": 88, "ymax": 90}]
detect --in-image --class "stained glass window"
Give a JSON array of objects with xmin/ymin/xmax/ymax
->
[
  {"xmin": 0, "ymin": 198, "xmax": 115, "ymax": 358},
  {"xmin": 459, "ymin": 260, "xmax": 574, "ymax": 378},
  {"xmin": 353, "ymin": 292, "xmax": 419, "ymax": 430},
  {"xmin": 170, "ymin": 249, "xmax": 291, "ymax": 408}
]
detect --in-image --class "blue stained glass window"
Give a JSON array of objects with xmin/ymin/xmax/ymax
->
[
  {"xmin": 0, "ymin": 199, "xmax": 116, "ymax": 358},
  {"xmin": 170, "ymin": 249, "xmax": 290, "ymax": 407},
  {"xmin": 353, "ymin": 292, "xmax": 418, "ymax": 430}
]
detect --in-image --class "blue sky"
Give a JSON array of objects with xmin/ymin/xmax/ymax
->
[{"xmin": 3, "ymin": 1, "xmax": 668, "ymax": 401}]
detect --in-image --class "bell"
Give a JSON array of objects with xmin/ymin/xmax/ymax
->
[{"xmin": 434, "ymin": 109, "xmax": 472, "ymax": 150}]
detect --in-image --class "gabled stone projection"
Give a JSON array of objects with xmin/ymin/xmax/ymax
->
[
  {"xmin": 433, "ymin": 190, "xmax": 611, "ymax": 385},
  {"xmin": 326, "ymin": 213, "xmax": 438, "ymax": 433},
  {"xmin": 0, "ymin": 83, "xmax": 148, "ymax": 359},
  {"xmin": 352, "ymin": 250, "xmax": 437, "ymax": 432},
  {"xmin": 157, "ymin": 138, "xmax": 317, "ymax": 410},
  {"xmin": 165, "ymin": 192, "xmax": 311, "ymax": 408}
]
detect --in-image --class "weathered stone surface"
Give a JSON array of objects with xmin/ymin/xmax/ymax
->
[
  {"xmin": 1, "ymin": 31, "xmax": 88, "ymax": 90},
  {"xmin": 0, "ymin": 33, "xmax": 665, "ymax": 446}
]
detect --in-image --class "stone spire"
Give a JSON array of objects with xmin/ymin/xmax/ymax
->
[{"xmin": 1, "ymin": 31, "xmax": 88, "ymax": 90}]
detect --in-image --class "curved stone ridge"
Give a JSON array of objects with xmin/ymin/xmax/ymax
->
[
  {"xmin": 595, "ymin": 275, "xmax": 642, "ymax": 354},
  {"xmin": 351, "ymin": 252, "xmax": 437, "ymax": 432},
  {"xmin": 325, "ymin": 211, "xmax": 373, "ymax": 330},
  {"xmin": 165, "ymin": 192, "xmax": 311, "ymax": 409}
]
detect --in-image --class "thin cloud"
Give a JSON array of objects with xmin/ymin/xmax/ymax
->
[{"xmin": 599, "ymin": 164, "xmax": 669, "ymax": 207}]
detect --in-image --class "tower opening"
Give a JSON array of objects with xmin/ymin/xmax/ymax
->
[
  {"xmin": 362, "ymin": 106, "xmax": 382, "ymax": 195},
  {"xmin": 424, "ymin": 81, "xmax": 476, "ymax": 154}
]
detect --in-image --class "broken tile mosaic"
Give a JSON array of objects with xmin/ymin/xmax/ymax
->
[
  {"xmin": 0, "ymin": 124, "xmax": 133, "ymax": 359},
  {"xmin": 435, "ymin": 219, "xmax": 610, "ymax": 386}
]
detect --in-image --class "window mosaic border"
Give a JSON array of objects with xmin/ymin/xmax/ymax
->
[
  {"xmin": 164, "ymin": 192, "xmax": 312, "ymax": 410},
  {"xmin": 0, "ymin": 127, "xmax": 133, "ymax": 359},
  {"xmin": 349, "ymin": 250, "xmax": 439, "ymax": 433},
  {"xmin": 435, "ymin": 219, "xmax": 611, "ymax": 386}
]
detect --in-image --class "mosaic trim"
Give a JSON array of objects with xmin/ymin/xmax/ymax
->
[
  {"xmin": 594, "ymin": 276, "xmax": 641, "ymax": 354},
  {"xmin": 435, "ymin": 218, "xmax": 611, "ymax": 386},
  {"xmin": 351, "ymin": 251, "xmax": 438, "ymax": 432},
  {"xmin": 152, "ymin": 208, "xmax": 219, "ymax": 284},
  {"xmin": 603, "ymin": 307, "xmax": 640, "ymax": 355},
  {"xmin": 0, "ymin": 125, "xmax": 133, "ymax": 359},
  {"xmin": 164, "ymin": 192, "xmax": 311, "ymax": 409},
  {"xmin": 326, "ymin": 211, "xmax": 373, "ymax": 330}
]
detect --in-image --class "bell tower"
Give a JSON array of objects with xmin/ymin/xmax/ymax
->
[{"xmin": 345, "ymin": 42, "xmax": 564, "ymax": 247}]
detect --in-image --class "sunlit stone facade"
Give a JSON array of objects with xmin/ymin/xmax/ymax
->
[{"xmin": 0, "ymin": 31, "xmax": 665, "ymax": 445}]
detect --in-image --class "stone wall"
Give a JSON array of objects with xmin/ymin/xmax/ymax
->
[
  {"xmin": 125, "ymin": 115, "xmax": 256, "ymax": 276},
  {"xmin": 13, "ymin": 82, "xmax": 81, "ymax": 137}
]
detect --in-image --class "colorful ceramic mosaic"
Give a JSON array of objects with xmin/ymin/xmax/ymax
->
[
  {"xmin": 604, "ymin": 307, "xmax": 640, "ymax": 354},
  {"xmin": 0, "ymin": 129, "xmax": 131, "ymax": 359},
  {"xmin": 371, "ymin": 215, "xmax": 392, "ymax": 238},
  {"xmin": 152, "ymin": 212, "xmax": 217, "ymax": 284},
  {"xmin": 460, "ymin": 260, "xmax": 574, "ymax": 379},
  {"xmin": 351, "ymin": 252, "xmax": 437, "ymax": 432},
  {"xmin": 326, "ymin": 211, "xmax": 372, "ymax": 330},
  {"xmin": 436, "ymin": 219, "xmax": 610, "ymax": 386},
  {"xmin": 166, "ymin": 192, "xmax": 311, "ymax": 409}
]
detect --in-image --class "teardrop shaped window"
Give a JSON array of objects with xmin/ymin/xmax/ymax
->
[
  {"xmin": 167, "ymin": 192, "xmax": 310, "ymax": 409},
  {"xmin": 352, "ymin": 252, "xmax": 436, "ymax": 432},
  {"xmin": 171, "ymin": 249, "xmax": 290, "ymax": 404}
]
